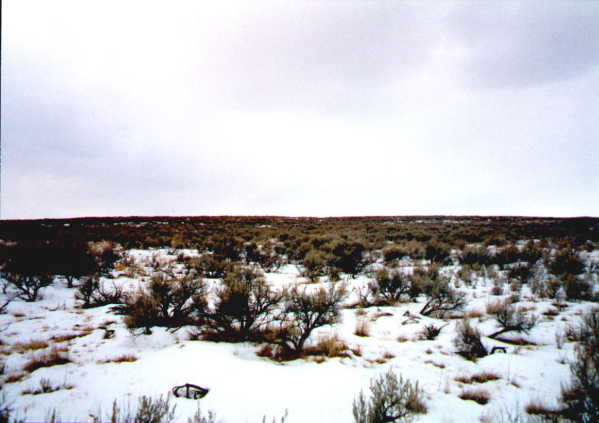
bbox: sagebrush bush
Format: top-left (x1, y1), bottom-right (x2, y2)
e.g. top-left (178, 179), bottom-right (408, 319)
top-left (508, 263), bottom-right (533, 284)
top-left (353, 368), bottom-right (426, 423)
top-left (75, 275), bottom-right (124, 308)
top-left (2, 273), bottom-right (53, 302)
top-left (382, 245), bottom-right (407, 263)
top-left (419, 278), bottom-right (466, 318)
top-left (488, 302), bottom-right (538, 339)
top-left (149, 274), bottom-right (204, 325)
top-left (560, 309), bottom-right (599, 423)
top-left (454, 319), bottom-right (487, 360)
top-left (302, 249), bottom-right (331, 280)
top-left (460, 246), bottom-right (492, 266)
top-left (264, 283), bottom-right (347, 358)
top-left (549, 249), bottom-right (585, 276)
top-left (420, 324), bottom-right (445, 341)
top-left (329, 239), bottom-right (367, 277)
top-left (424, 241), bottom-right (452, 264)
top-left (118, 274), bottom-right (205, 334)
top-left (187, 254), bottom-right (233, 279)
top-left (562, 273), bottom-right (592, 301)
top-left (372, 268), bottom-right (412, 304)
top-left (205, 265), bottom-right (282, 341)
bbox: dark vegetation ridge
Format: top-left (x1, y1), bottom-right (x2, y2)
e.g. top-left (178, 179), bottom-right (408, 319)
top-left (1, 215), bottom-right (598, 247)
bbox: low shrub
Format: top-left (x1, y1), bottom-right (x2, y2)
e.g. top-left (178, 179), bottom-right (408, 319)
top-left (382, 246), bottom-right (407, 263)
top-left (454, 319), bottom-right (487, 360)
top-left (204, 265), bottom-right (283, 342)
top-left (352, 368), bottom-right (426, 423)
top-left (549, 249), bottom-right (585, 276)
top-left (371, 268), bottom-right (412, 304)
top-left (75, 275), bottom-right (124, 308)
top-left (419, 324), bottom-right (445, 341)
top-left (488, 302), bottom-right (538, 339)
top-left (2, 273), bottom-right (53, 302)
top-left (559, 309), bottom-right (599, 423)
top-left (118, 274), bottom-right (206, 334)
top-left (419, 278), bottom-right (466, 318)
top-left (562, 273), bottom-right (592, 301)
top-left (264, 283), bottom-right (348, 359)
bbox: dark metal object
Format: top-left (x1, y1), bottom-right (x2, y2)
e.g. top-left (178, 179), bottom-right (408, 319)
top-left (172, 383), bottom-right (209, 399)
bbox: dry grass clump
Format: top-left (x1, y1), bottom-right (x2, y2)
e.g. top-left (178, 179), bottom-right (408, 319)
top-left (257, 334), bottom-right (350, 361)
top-left (493, 336), bottom-right (536, 346)
top-left (455, 371), bottom-right (501, 384)
top-left (256, 344), bottom-right (275, 359)
top-left (354, 319), bottom-right (371, 337)
top-left (303, 335), bottom-right (350, 359)
top-left (98, 354), bottom-right (138, 364)
top-left (50, 332), bottom-right (88, 343)
top-left (354, 308), bottom-right (367, 317)
top-left (382, 351), bottom-right (396, 360)
top-left (21, 377), bottom-right (74, 395)
top-left (22, 347), bottom-right (72, 373)
top-left (12, 339), bottom-right (49, 353)
top-left (542, 308), bottom-right (560, 318)
top-left (4, 372), bottom-right (27, 383)
top-left (458, 388), bottom-right (490, 405)
top-left (350, 345), bottom-right (363, 357)
top-left (424, 360), bottom-right (445, 369)
top-left (486, 298), bottom-right (510, 315)
top-left (525, 400), bottom-right (562, 418)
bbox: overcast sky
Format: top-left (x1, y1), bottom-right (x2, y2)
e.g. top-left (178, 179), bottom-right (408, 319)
top-left (2, 1), bottom-right (598, 219)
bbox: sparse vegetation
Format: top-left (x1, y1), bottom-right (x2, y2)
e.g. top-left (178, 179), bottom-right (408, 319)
top-left (0, 216), bottom-right (598, 422)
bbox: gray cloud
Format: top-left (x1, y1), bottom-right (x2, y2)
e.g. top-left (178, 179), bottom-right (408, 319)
top-left (446, 2), bottom-right (599, 89)
top-left (2, 1), bottom-right (598, 218)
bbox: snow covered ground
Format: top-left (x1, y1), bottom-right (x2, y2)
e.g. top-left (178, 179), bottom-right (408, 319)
top-left (1, 248), bottom-right (597, 423)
